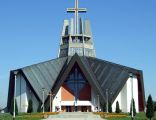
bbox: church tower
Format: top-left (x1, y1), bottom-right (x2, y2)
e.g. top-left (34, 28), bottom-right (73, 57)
top-left (58, 0), bottom-right (96, 58)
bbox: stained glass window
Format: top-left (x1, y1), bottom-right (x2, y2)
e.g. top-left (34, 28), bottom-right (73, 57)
top-left (64, 65), bottom-right (87, 100)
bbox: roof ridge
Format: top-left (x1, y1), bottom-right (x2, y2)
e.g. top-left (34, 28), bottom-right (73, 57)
top-left (20, 57), bottom-right (68, 70)
top-left (85, 56), bottom-right (141, 71)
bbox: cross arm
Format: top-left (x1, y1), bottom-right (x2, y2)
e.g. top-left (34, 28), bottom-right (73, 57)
top-left (67, 8), bottom-right (87, 13)
top-left (67, 8), bottom-right (76, 12)
top-left (78, 8), bottom-right (87, 12)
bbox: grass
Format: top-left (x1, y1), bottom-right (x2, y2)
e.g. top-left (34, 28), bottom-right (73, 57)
top-left (0, 112), bottom-right (156, 120)
top-left (0, 113), bottom-right (43, 120)
top-left (0, 112), bottom-right (59, 120)
top-left (107, 112), bottom-right (156, 120)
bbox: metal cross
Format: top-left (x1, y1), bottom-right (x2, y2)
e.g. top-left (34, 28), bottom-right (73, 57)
top-left (67, 0), bottom-right (87, 34)
top-left (47, 91), bottom-right (55, 112)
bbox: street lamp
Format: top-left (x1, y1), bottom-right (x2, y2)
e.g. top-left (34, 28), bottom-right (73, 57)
top-left (97, 95), bottom-right (99, 112)
top-left (106, 89), bottom-right (113, 113)
top-left (42, 88), bottom-right (45, 114)
top-left (106, 89), bottom-right (108, 113)
top-left (48, 91), bottom-right (55, 112)
top-left (129, 73), bottom-right (134, 120)
top-left (13, 71), bottom-right (18, 120)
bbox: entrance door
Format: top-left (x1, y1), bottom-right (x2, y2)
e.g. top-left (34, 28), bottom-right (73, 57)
top-left (66, 106), bottom-right (71, 112)
top-left (81, 106), bottom-right (87, 112)
top-left (81, 106), bottom-right (91, 112)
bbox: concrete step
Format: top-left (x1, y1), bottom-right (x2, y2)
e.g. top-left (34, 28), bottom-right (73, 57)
top-left (45, 116), bottom-right (103, 120)
top-left (42, 112), bottom-right (104, 120)
top-left (44, 118), bottom-right (104, 120)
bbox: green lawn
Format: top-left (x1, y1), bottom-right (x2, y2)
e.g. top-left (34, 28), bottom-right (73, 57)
top-left (0, 113), bottom-right (42, 120)
top-left (107, 112), bottom-right (156, 120)
top-left (0, 112), bottom-right (156, 120)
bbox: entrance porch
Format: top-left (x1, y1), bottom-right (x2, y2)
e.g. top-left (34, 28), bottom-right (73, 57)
top-left (61, 106), bottom-right (91, 112)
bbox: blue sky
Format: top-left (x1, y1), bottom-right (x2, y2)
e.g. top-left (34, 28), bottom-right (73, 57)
top-left (0, 0), bottom-right (156, 108)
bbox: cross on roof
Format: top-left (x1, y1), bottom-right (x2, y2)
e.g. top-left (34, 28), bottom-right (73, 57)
top-left (67, 0), bottom-right (87, 34)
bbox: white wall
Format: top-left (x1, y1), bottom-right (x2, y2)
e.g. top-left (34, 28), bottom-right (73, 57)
top-left (112, 76), bottom-right (139, 113)
top-left (16, 74), bottom-right (39, 113)
top-left (26, 86), bottom-right (39, 112)
top-left (16, 74), bottom-right (28, 112)
top-left (91, 88), bottom-right (101, 112)
top-left (53, 87), bottom-right (61, 112)
top-left (112, 92), bottom-right (121, 112)
top-left (53, 87), bottom-right (97, 112)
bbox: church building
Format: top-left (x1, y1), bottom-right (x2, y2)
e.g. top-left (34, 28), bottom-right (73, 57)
top-left (7, 0), bottom-right (145, 113)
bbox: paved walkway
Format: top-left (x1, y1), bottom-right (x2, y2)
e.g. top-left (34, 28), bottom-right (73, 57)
top-left (42, 112), bottom-right (105, 120)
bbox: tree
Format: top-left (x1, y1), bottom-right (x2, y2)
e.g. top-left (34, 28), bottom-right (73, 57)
top-left (108, 102), bottom-right (112, 113)
top-left (0, 105), bottom-right (2, 112)
top-left (37, 102), bottom-right (42, 112)
top-left (103, 102), bottom-right (106, 112)
top-left (10, 98), bottom-right (18, 115)
top-left (115, 101), bottom-right (120, 113)
top-left (130, 98), bottom-right (136, 117)
top-left (154, 101), bottom-right (156, 111)
top-left (146, 94), bottom-right (154, 120)
top-left (27, 99), bottom-right (33, 113)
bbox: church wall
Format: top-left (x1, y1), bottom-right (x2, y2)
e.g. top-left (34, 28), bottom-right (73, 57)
top-left (16, 74), bottom-right (39, 113)
top-left (26, 85), bottom-right (39, 112)
top-left (16, 74), bottom-right (28, 112)
top-left (112, 76), bottom-right (139, 113)
top-left (61, 84), bottom-right (74, 101)
top-left (53, 85), bottom-right (95, 112)
top-left (53, 86), bottom-right (62, 112)
top-left (79, 84), bottom-right (91, 100)
top-left (112, 92), bottom-right (121, 112)
top-left (120, 81), bottom-right (127, 112)
top-left (91, 88), bottom-right (96, 112)
top-left (127, 77), bottom-right (132, 112)
top-left (133, 76), bottom-right (139, 112)
top-left (126, 76), bottom-right (139, 113)
top-left (91, 88), bottom-right (101, 112)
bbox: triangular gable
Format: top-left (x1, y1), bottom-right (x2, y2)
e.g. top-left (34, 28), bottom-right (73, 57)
top-left (52, 54), bottom-right (105, 103)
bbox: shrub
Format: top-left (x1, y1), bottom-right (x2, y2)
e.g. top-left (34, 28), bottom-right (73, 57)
top-left (103, 102), bottom-right (106, 112)
top-left (108, 102), bottom-right (112, 113)
top-left (146, 94), bottom-right (154, 120)
top-left (37, 102), bottom-right (42, 112)
top-left (27, 99), bottom-right (33, 113)
top-left (115, 101), bottom-right (120, 113)
top-left (130, 98), bottom-right (136, 116)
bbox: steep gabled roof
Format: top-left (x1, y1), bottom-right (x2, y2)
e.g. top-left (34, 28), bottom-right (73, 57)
top-left (52, 54), bottom-right (105, 101)
top-left (52, 54), bottom-right (144, 105)
top-left (7, 54), bottom-right (145, 110)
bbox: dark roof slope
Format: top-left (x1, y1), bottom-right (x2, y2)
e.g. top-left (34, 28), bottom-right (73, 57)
top-left (7, 57), bottom-right (68, 107)
top-left (83, 56), bottom-right (143, 102)
top-left (22, 57), bottom-right (68, 101)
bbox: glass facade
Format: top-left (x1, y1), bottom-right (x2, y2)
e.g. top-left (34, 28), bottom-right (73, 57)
top-left (64, 65), bottom-right (87, 100)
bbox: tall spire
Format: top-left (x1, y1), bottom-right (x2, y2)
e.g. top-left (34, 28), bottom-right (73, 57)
top-left (58, 0), bottom-right (96, 58)
top-left (67, 0), bottom-right (87, 34)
